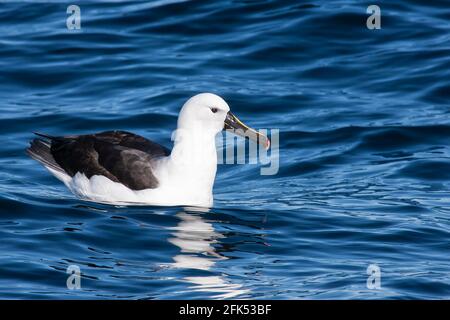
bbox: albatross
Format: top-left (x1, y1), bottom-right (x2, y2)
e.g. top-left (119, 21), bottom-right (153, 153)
top-left (27, 93), bottom-right (270, 207)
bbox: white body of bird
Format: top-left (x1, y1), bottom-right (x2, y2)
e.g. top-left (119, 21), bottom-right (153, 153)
top-left (48, 94), bottom-right (227, 207)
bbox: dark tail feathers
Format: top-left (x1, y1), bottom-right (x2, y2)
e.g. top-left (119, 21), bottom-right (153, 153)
top-left (26, 136), bottom-right (65, 174)
top-left (33, 132), bottom-right (58, 141)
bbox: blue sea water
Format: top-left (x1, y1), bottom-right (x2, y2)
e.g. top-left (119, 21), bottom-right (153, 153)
top-left (0, 0), bottom-right (449, 299)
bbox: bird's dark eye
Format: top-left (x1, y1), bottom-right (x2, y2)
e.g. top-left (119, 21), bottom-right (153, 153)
top-left (210, 107), bottom-right (218, 113)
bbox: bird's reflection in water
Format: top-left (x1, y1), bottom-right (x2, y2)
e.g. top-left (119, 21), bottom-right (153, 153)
top-left (168, 208), bottom-right (250, 299)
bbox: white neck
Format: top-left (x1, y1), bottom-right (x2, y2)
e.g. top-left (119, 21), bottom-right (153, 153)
top-left (157, 128), bottom-right (218, 205)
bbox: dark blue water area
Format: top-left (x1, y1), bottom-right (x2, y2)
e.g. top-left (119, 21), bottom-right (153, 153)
top-left (0, 0), bottom-right (449, 299)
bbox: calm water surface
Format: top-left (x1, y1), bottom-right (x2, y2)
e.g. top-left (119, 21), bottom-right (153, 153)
top-left (0, 0), bottom-right (449, 299)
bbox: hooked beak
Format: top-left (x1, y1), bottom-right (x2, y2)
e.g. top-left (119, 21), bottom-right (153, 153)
top-left (224, 111), bottom-right (270, 150)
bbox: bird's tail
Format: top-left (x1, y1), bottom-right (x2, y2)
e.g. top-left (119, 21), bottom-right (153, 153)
top-left (26, 134), bottom-right (65, 174)
top-left (33, 132), bottom-right (58, 141)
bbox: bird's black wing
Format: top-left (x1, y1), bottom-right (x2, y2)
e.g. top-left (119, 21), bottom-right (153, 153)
top-left (92, 130), bottom-right (170, 157)
top-left (28, 131), bottom-right (170, 190)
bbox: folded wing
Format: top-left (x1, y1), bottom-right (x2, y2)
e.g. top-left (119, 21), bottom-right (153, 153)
top-left (27, 131), bottom-right (170, 190)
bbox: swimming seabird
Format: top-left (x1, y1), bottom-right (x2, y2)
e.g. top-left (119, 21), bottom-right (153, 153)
top-left (27, 93), bottom-right (269, 207)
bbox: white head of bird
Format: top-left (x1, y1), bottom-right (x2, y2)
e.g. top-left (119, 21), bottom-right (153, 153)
top-left (177, 93), bottom-right (231, 135)
top-left (175, 92), bottom-right (269, 148)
